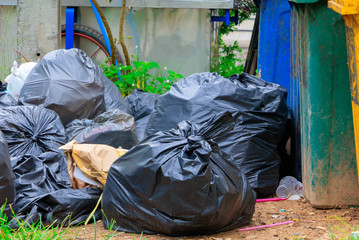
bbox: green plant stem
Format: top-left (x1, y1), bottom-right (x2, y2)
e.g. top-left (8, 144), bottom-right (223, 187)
top-left (85, 193), bottom-right (103, 225)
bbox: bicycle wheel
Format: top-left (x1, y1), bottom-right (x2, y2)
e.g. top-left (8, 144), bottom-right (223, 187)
top-left (61, 24), bottom-right (123, 66)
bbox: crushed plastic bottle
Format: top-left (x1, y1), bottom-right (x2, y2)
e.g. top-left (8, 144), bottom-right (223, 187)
top-left (276, 176), bottom-right (303, 200)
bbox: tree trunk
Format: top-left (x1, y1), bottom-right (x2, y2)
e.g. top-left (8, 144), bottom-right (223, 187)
top-left (119, 0), bottom-right (131, 66)
top-left (91, 0), bottom-right (116, 65)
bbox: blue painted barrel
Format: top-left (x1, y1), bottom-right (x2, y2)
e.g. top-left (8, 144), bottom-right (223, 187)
top-left (257, 0), bottom-right (300, 177)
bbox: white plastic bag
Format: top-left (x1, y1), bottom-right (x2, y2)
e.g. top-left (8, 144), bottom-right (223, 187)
top-left (5, 61), bottom-right (37, 100)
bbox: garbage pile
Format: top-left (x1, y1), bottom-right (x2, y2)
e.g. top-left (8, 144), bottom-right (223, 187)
top-left (0, 48), bottom-right (290, 236)
top-left (5, 61), bottom-right (37, 100)
top-left (0, 49), bottom-right (132, 226)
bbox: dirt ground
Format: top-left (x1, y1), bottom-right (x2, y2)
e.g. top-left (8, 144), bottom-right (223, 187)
top-left (72, 198), bottom-right (359, 240)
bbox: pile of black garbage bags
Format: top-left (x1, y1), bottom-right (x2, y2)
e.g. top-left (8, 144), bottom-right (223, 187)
top-left (0, 49), bottom-right (138, 226)
top-left (0, 48), bottom-right (289, 236)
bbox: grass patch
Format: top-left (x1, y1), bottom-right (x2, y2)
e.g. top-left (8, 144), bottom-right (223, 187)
top-left (0, 204), bottom-right (121, 240)
top-left (326, 216), bottom-right (359, 240)
top-left (0, 204), bottom-right (79, 239)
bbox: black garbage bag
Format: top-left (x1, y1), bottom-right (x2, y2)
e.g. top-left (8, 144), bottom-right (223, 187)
top-left (278, 109), bottom-right (298, 179)
top-left (102, 112), bottom-right (256, 236)
top-left (0, 131), bottom-right (15, 216)
top-left (18, 48), bottom-right (106, 125)
top-left (125, 89), bottom-right (159, 141)
top-left (103, 76), bottom-right (130, 114)
top-left (11, 151), bottom-right (101, 226)
top-left (0, 106), bottom-right (68, 157)
top-left (133, 115), bottom-right (151, 141)
top-left (0, 82), bottom-right (7, 92)
top-left (125, 89), bottom-right (159, 120)
top-left (0, 92), bottom-right (17, 107)
top-left (145, 72), bottom-right (288, 197)
top-left (66, 109), bottom-right (138, 149)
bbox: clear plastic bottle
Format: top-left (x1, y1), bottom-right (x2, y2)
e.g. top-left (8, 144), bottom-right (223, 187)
top-left (276, 176), bottom-right (303, 199)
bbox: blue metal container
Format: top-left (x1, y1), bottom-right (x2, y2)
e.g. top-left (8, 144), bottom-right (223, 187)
top-left (289, 2), bottom-right (302, 178)
top-left (258, 0), bottom-right (291, 93)
top-left (258, 0), bottom-right (300, 177)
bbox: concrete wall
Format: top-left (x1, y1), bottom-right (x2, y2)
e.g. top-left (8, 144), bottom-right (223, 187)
top-left (0, 6), bottom-right (17, 81)
top-left (61, 7), bottom-right (211, 77)
top-left (17, 0), bottom-right (60, 62)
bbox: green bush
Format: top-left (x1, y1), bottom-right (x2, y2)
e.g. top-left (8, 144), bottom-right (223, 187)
top-left (218, 40), bottom-right (245, 78)
top-left (101, 60), bottom-right (183, 97)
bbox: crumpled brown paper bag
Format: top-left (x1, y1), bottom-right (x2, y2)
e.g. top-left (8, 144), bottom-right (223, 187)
top-left (60, 141), bottom-right (127, 189)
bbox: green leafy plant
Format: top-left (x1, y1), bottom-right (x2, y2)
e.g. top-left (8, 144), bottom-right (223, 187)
top-left (213, 8), bottom-right (256, 77)
top-left (218, 40), bottom-right (245, 78)
top-left (101, 59), bottom-right (183, 97)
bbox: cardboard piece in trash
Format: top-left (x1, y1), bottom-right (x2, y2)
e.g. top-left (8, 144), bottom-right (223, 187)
top-left (60, 141), bottom-right (127, 189)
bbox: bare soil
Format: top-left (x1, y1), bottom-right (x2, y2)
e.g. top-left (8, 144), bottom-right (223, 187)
top-left (72, 198), bottom-right (359, 240)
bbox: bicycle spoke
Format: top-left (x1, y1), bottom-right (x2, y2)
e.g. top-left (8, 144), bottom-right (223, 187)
top-left (61, 24), bottom-right (122, 65)
top-left (90, 47), bottom-right (101, 58)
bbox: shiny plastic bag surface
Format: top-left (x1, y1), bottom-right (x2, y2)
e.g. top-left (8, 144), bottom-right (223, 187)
top-left (103, 112), bottom-right (256, 236)
top-left (145, 72), bottom-right (288, 197)
top-left (125, 89), bottom-right (159, 141)
top-left (18, 49), bottom-right (106, 125)
top-left (0, 92), bottom-right (17, 108)
top-left (0, 106), bottom-right (68, 157)
top-left (66, 109), bottom-right (138, 149)
top-left (11, 151), bottom-right (101, 226)
top-left (0, 131), bottom-right (15, 215)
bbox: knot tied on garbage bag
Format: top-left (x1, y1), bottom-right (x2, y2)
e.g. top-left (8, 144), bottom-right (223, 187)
top-left (186, 135), bottom-right (208, 150)
top-left (77, 49), bottom-right (94, 69)
top-left (184, 112), bottom-right (235, 155)
top-left (30, 135), bottom-right (38, 142)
